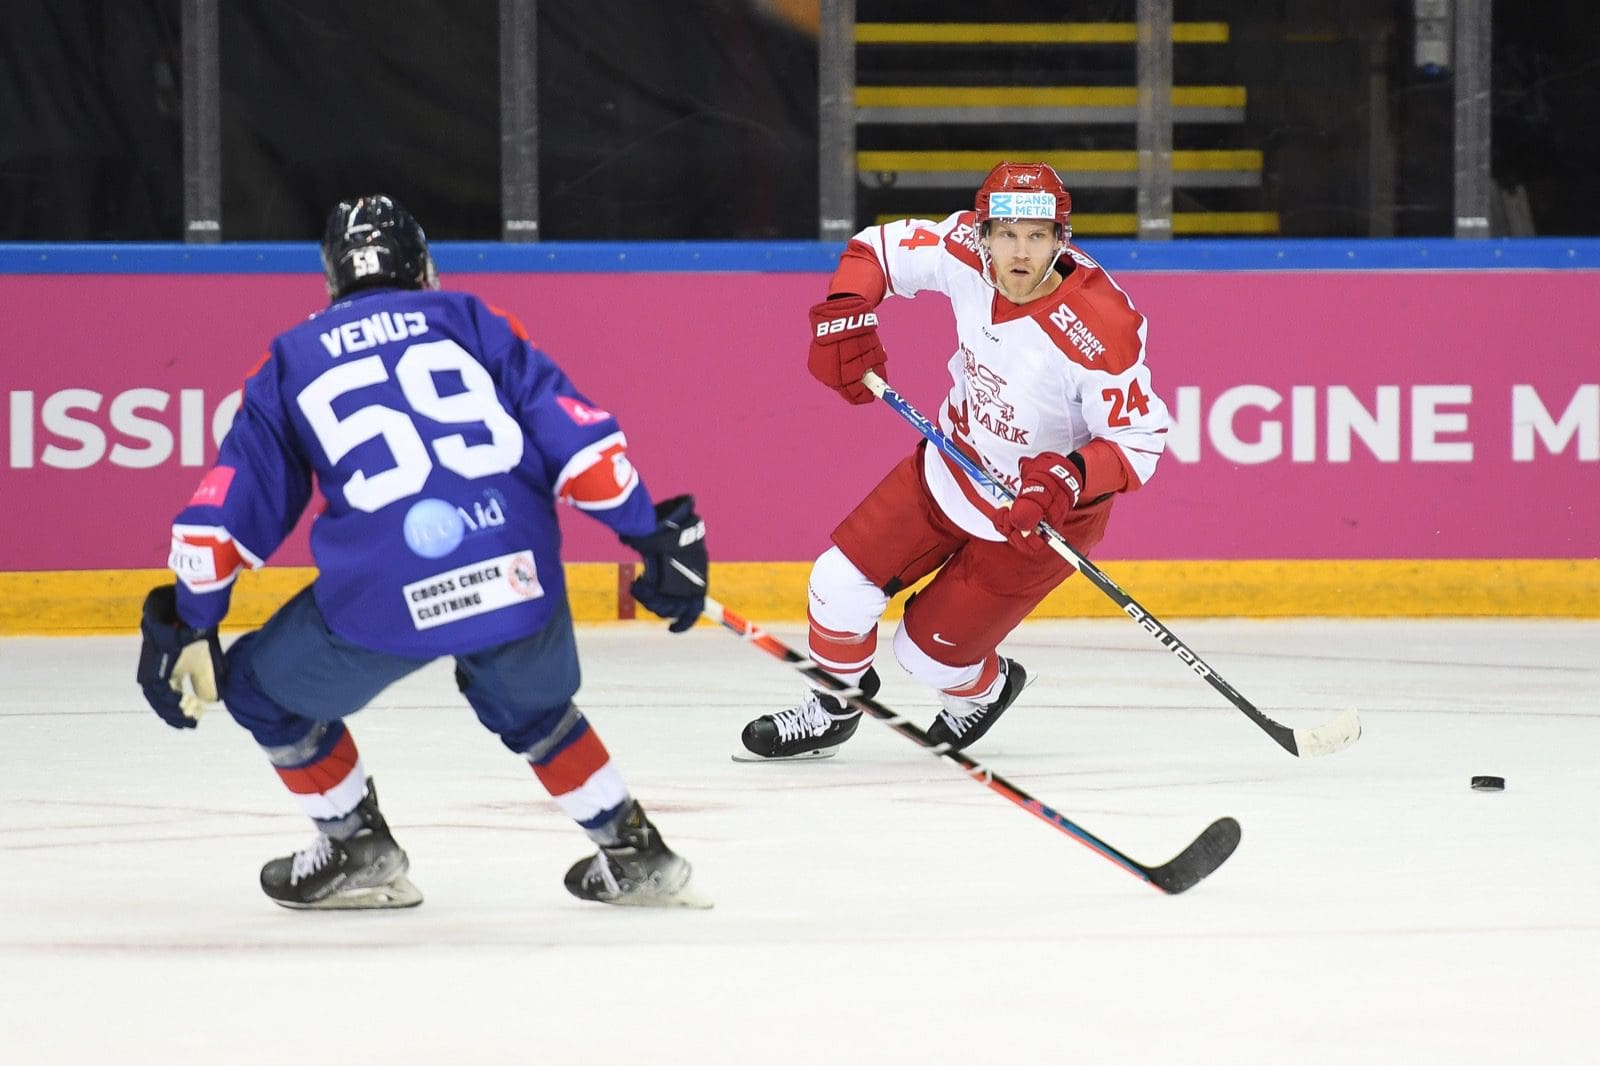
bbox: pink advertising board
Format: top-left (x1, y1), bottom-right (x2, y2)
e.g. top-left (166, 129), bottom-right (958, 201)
top-left (1, 269), bottom-right (1595, 570)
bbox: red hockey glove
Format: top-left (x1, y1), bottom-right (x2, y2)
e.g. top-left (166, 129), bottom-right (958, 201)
top-left (995, 452), bottom-right (1084, 552)
top-left (808, 295), bottom-right (886, 405)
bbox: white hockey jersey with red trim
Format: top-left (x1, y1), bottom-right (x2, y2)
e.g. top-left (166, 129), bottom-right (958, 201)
top-left (853, 211), bottom-right (1170, 541)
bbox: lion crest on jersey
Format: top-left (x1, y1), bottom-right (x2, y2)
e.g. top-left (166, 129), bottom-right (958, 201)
top-left (961, 349), bottom-right (1017, 422)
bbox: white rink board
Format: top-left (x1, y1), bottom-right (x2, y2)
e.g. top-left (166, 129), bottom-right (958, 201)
top-left (2, 618), bottom-right (1597, 1065)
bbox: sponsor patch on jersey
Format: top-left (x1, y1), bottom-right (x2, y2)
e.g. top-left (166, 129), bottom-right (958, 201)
top-left (188, 466), bottom-right (236, 507)
top-left (1048, 302), bottom-right (1107, 361)
top-left (403, 550), bottom-right (543, 630)
top-left (556, 395), bottom-right (612, 426)
top-left (402, 493), bottom-right (512, 559)
top-left (987, 192), bottom-right (1057, 220)
top-left (403, 498), bottom-right (467, 559)
top-left (168, 525), bottom-right (256, 591)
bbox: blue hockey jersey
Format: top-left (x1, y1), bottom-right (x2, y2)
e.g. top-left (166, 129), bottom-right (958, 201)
top-left (167, 286), bottom-right (657, 657)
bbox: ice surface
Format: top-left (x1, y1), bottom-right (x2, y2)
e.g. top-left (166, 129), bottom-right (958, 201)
top-left (2, 618), bottom-right (1596, 1064)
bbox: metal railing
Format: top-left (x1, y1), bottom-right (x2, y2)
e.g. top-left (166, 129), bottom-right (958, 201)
top-left (178, 0), bottom-right (1495, 243)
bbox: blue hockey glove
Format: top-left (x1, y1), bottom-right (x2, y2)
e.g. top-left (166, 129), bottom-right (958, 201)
top-left (136, 584), bottom-right (225, 729)
top-left (621, 495), bottom-right (708, 633)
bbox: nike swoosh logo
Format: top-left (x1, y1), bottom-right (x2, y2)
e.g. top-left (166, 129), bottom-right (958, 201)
top-left (931, 632), bottom-right (957, 646)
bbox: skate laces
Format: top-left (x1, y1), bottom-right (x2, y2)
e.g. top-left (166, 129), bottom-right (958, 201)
top-left (770, 690), bottom-right (839, 743)
top-left (582, 852), bottom-right (624, 895)
top-left (938, 664), bottom-right (1008, 735)
top-left (289, 835), bottom-right (335, 885)
top-left (937, 702), bottom-right (981, 737)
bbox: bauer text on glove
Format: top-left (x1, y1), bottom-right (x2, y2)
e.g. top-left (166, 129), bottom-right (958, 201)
top-left (807, 294), bottom-right (886, 405)
top-left (995, 452), bottom-right (1085, 551)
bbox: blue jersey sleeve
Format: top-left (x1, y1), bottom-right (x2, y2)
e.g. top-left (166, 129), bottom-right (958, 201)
top-left (169, 351), bottom-right (314, 628)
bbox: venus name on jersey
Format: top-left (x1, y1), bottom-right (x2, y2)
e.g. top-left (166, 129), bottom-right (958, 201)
top-left (169, 287), bottom-right (656, 658)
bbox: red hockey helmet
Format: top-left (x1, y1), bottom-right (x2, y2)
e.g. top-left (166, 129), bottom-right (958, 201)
top-left (973, 161), bottom-right (1072, 234)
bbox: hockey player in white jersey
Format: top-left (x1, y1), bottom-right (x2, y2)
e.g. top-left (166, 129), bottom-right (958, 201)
top-left (739, 162), bottom-right (1170, 760)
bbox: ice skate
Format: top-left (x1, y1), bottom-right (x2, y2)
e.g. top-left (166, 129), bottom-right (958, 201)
top-left (565, 801), bottom-right (710, 909)
top-left (259, 779), bottom-right (422, 910)
top-left (735, 688), bottom-right (861, 761)
top-left (924, 658), bottom-right (1029, 752)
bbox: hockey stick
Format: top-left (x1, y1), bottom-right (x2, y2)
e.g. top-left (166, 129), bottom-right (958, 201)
top-left (705, 594), bottom-right (1240, 895)
top-left (860, 370), bottom-right (1361, 758)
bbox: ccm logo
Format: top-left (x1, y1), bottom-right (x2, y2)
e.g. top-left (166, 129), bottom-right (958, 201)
top-left (816, 313), bottom-right (877, 337)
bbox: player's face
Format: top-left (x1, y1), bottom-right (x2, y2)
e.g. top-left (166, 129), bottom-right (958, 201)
top-left (983, 219), bottom-right (1062, 302)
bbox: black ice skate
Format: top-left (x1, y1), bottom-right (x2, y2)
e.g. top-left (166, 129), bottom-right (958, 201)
top-left (924, 658), bottom-right (1029, 752)
top-left (735, 689), bottom-right (862, 761)
top-left (565, 800), bottom-right (710, 909)
top-left (259, 779), bottom-right (422, 910)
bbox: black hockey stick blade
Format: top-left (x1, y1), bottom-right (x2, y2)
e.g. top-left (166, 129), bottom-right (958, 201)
top-left (706, 594), bottom-right (1242, 896)
top-left (1143, 816), bottom-right (1243, 895)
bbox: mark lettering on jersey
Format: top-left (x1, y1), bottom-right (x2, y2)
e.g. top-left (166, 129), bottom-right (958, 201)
top-left (957, 348), bottom-right (1030, 448)
top-left (898, 227), bottom-right (940, 250)
top-left (1048, 303), bottom-right (1106, 361)
top-left (318, 311), bottom-right (429, 357)
top-left (555, 395), bottom-right (612, 426)
top-left (981, 327), bottom-right (1000, 343)
top-left (404, 549), bottom-right (543, 630)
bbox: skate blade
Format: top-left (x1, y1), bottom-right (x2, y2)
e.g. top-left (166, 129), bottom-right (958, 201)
top-left (271, 875), bottom-right (424, 911)
top-left (605, 883), bottom-right (715, 910)
top-left (730, 745), bottom-right (840, 763)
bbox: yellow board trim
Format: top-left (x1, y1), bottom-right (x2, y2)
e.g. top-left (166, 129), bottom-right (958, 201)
top-left (873, 211), bottom-right (1282, 235)
top-left (854, 23), bottom-right (1231, 45)
top-left (857, 149), bottom-right (1263, 173)
top-left (1077, 211), bottom-right (1282, 235)
top-left (856, 86), bottom-right (1247, 108)
top-left (5, 559), bottom-right (1598, 636)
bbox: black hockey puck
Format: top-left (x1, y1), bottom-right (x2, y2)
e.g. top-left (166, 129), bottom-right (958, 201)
top-left (1470, 775), bottom-right (1505, 791)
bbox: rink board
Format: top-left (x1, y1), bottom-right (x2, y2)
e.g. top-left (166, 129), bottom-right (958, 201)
top-left (3, 558), bottom-right (1596, 635)
top-left (1, 240), bottom-right (1595, 630)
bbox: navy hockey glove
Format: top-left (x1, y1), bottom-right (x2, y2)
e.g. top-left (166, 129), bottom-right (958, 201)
top-left (136, 584), bottom-right (225, 729)
top-left (621, 495), bottom-right (708, 633)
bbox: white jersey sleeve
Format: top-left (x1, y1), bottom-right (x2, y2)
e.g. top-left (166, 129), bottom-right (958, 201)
top-left (847, 212), bottom-right (980, 302)
top-left (847, 214), bottom-right (1169, 539)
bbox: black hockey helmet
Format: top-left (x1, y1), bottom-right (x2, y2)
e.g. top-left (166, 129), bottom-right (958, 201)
top-left (320, 194), bottom-right (438, 301)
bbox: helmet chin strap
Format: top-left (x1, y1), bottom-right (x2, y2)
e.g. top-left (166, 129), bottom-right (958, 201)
top-left (979, 239), bottom-right (1068, 300)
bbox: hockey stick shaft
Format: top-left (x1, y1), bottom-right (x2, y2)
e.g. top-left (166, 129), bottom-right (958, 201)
top-left (705, 594), bottom-right (1240, 895)
top-left (860, 370), bottom-right (1360, 758)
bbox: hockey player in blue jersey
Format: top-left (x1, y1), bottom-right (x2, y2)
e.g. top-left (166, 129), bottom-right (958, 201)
top-left (135, 194), bottom-right (711, 910)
